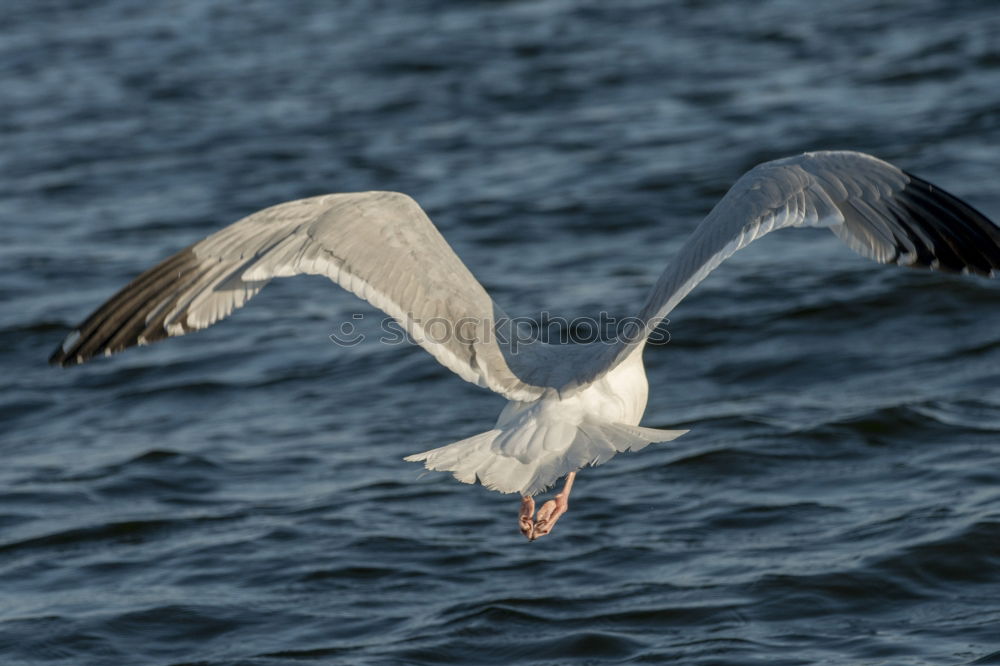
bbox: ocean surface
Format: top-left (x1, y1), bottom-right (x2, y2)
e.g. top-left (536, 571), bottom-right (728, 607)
top-left (3, 1), bottom-right (1000, 664)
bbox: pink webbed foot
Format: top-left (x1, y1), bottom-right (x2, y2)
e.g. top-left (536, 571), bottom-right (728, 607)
top-left (518, 472), bottom-right (576, 541)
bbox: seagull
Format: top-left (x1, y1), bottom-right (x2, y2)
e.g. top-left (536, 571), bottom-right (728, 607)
top-left (51, 151), bottom-right (1000, 540)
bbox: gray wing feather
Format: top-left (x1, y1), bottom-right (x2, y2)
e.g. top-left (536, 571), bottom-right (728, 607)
top-left (50, 191), bottom-right (548, 402)
top-left (569, 151), bottom-right (1000, 391)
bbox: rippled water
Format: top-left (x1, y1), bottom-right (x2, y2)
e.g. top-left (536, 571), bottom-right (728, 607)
top-left (3, 1), bottom-right (1000, 664)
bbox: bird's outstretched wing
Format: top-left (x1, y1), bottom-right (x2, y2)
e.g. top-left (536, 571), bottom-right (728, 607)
top-left (50, 191), bottom-right (549, 402)
top-left (568, 150), bottom-right (1000, 391)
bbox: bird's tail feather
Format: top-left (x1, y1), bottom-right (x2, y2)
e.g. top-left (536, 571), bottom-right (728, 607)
top-left (405, 422), bottom-right (687, 496)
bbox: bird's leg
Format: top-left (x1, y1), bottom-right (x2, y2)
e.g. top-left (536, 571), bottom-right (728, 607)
top-left (519, 472), bottom-right (576, 541)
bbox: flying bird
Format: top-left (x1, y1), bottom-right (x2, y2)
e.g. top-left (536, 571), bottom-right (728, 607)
top-left (51, 151), bottom-right (1000, 540)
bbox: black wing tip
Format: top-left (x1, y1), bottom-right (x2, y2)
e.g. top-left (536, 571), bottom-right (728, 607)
top-left (48, 352), bottom-right (71, 367)
top-left (893, 171), bottom-right (1000, 275)
top-left (48, 354), bottom-right (86, 368)
top-left (47, 246), bottom-right (203, 370)
top-left (50, 331), bottom-right (150, 367)
top-left (900, 171), bottom-right (998, 230)
top-left (49, 329), bottom-right (81, 367)
top-left (48, 328), bottom-right (98, 367)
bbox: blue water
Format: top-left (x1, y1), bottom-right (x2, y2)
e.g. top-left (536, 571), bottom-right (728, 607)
top-left (3, 1), bottom-right (1000, 664)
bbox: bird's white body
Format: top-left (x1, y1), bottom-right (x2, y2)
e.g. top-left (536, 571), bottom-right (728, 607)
top-left (500, 345), bottom-right (649, 431)
top-left (407, 345), bottom-right (687, 495)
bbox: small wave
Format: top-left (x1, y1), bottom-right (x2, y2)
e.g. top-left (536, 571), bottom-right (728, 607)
top-left (803, 403), bottom-right (957, 443)
top-left (0, 513), bottom-right (241, 556)
top-left (704, 501), bottom-right (844, 530)
top-left (751, 568), bottom-right (929, 621)
top-left (911, 400), bottom-right (1000, 432)
top-left (971, 650), bottom-right (1000, 665)
top-left (867, 519), bottom-right (1000, 591)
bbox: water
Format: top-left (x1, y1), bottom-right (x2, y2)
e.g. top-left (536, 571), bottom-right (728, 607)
top-left (3, 1), bottom-right (1000, 664)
